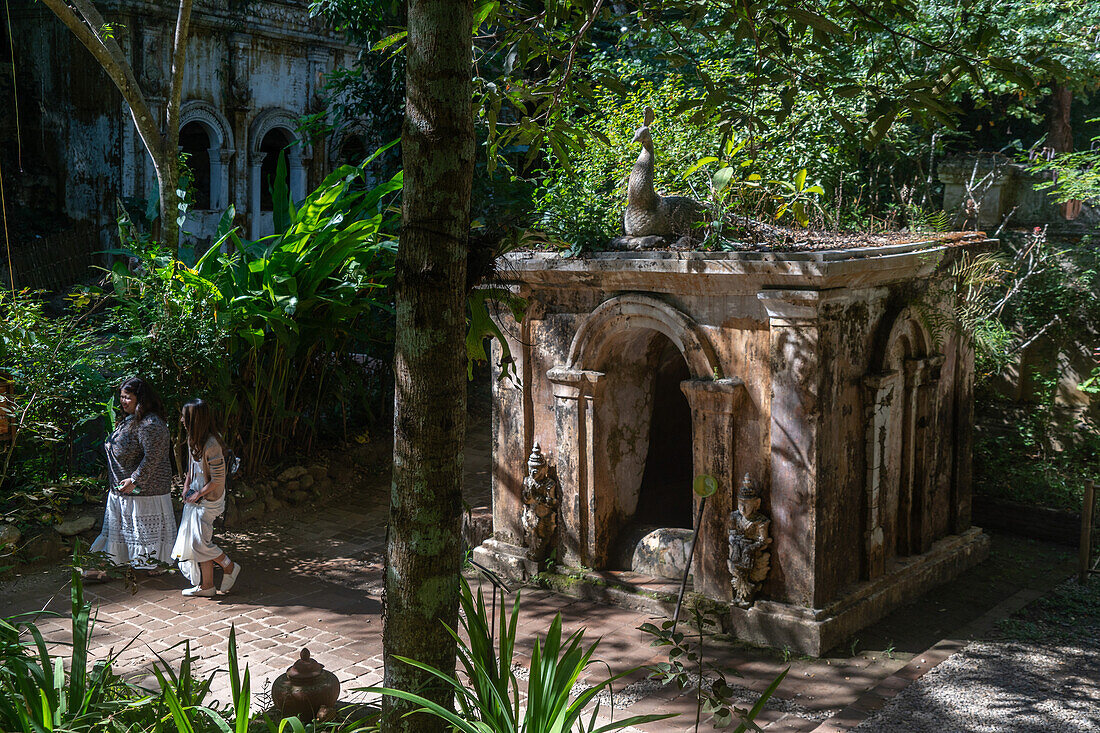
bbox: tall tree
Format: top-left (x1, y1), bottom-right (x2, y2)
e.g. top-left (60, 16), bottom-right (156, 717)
top-left (382, 0), bottom-right (473, 732)
top-left (38, 0), bottom-right (192, 251)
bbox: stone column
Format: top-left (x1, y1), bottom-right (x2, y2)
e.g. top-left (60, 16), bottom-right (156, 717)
top-left (136, 20), bottom-right (168, 202)
top-left (248, 152), bottom-right (266, 239)
top-left (209, 148), bottom-right (233, 212)
top-left (951, 337), bottom-right (975, 534)
top-left (307, 48), bottom-right (330, 179)
top-left (547, 367), bottom-right (604, 567)
top-left (288, 153), bottom-right (307, 202)
top-left (862, 371), bottom-right (899, 579)
top-left (757, 290), bottom-right (831, 608)
top-left (116, 23), bottom-right (140, 207)
top-left (680, 378), bottom-right (746, 600)
top-left (489, 317), bottom-right (529, 544)
top-left (906, 355), bottom-right (943, 555)
top-left (227, 32), bottom-right (253, 220)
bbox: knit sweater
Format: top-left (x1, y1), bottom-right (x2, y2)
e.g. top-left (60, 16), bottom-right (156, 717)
top-left (104, 414), bottom-right (173, 496)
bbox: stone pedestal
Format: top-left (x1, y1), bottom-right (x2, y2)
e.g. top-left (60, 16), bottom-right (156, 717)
top-left (476, 238), bottom-right (992, 655)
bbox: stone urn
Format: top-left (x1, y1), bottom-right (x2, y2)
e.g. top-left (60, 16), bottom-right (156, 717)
top-left (271, 649), bottom-right (340, 721)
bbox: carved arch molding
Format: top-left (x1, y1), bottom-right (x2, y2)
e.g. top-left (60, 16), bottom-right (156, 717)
top-left (248, 108), bottom-right (310, 159)
top-left (179, 101), bottom-right (234, 210)
top-left (566, 293), bottom-right (722, 379)
top-left (862, 307), bottom-right (944, 580)
top-left (179, 100), bottom-right (234, 150)
top-left (547, 294), bottom-right (744, 578)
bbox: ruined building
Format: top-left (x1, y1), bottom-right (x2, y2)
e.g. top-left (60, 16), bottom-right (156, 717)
top-left (3, 0), bottom-right (365, 287)
top-left (476, 239), bottom-right (992, 655)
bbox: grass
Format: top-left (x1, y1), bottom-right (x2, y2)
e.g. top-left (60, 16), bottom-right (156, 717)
top-left (993, 578), bottom-right (1100, 644)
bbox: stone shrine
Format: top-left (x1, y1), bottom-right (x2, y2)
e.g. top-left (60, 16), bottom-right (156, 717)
top-left (474, 237), bottom-right (992, 655)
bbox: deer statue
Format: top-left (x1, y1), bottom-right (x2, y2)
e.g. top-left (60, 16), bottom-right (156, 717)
top-left (622, 107), bottom-right (706, 244)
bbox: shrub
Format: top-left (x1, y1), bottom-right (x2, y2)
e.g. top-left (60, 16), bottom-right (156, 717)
top-left (0, 291), bottom-right (112, 486)
top-left (104, 156), bottom-right (400, 473)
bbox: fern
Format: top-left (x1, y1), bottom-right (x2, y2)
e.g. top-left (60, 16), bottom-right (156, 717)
top-left (906, 206), bottom-right (951, 234)
top-left (914, 249), bottom-right (1010, 360)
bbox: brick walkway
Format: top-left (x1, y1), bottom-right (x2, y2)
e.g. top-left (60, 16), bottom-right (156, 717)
top-left (0, 423), bottom-right (1079, 732)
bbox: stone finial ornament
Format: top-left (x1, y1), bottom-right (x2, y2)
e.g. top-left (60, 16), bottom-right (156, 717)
top-left (728, 474), bottom-right (772, 607)
top-left (521, 442), bottom-right (558, 561)
top-left (620, 107), bottom-right (706, 249)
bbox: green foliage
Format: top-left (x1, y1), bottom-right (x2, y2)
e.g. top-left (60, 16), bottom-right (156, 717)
top-left (103, 237), bottom-right (236, 431)
top-left (531, 65), bottom-right (726, 247)
top-left (365, 578), bottom-right (673, 733)
top-left (0, 562), bottom-right (134, 731)
top-left (107, 158), bottom-right (401, 471)
top-left (530, 50), bottom-right (926, 247)
top-left (1027, 117), bottom-right (1100, 205)
top-left (2, 475), bottom-right (101, 530)
top-left (994, 577), bottom-right (1100, 643)
top-left (974, 409), bottom-right (1099, 513)
top-left (315, 0), bottom-right (1100, 242)
top-left (0, 291), bottom-right (113, 485)
top-left (640, 607), bottom-right (788, 731)
top-left (466, 287), bottom-right (526, 381)
top-left (967, 231), bottom-right (1100, 512)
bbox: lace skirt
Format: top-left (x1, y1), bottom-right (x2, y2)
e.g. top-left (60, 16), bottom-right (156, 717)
top-left (90, 493), bottom-right (177, 569)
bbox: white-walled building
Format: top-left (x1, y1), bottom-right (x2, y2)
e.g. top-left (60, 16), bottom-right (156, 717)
top-left (9, 0), bottom-right (366, 254)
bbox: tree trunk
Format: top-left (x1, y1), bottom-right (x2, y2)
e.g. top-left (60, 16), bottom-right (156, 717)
top-left (158, 155), bottom-right (181, 253)
top-left (381, 0), bottom-right (473, 731)
top-left (1047, 83), bottom-right (1073, 154)
top-left (1047, 83), bottom-right (1082, 220)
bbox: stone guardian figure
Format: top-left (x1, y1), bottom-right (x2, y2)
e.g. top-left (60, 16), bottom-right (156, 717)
top-left (728, 474), bottom-right (772, 607)
top-left (521, 442), bottom-right (558, 562)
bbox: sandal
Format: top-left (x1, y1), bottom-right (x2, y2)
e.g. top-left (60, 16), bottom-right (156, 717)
top-left (80, 570), bottom-right (109, 584)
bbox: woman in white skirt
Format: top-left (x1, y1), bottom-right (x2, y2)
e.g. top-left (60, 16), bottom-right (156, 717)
top-left (88, 377), bottom-right (177, 575)
top-left (172, 399), bottom-right (241, 597)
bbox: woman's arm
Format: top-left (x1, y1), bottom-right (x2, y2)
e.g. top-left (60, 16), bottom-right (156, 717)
top-left (187, 441), bottom-right (226, 501)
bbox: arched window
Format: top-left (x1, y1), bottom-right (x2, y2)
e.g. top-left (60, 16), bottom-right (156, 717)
top-left (337, 136), bottom-right (367, 167)
top-left (259, 128), bottom-right (294, 212)
top-left (180, 122), bottom-right (212, 209)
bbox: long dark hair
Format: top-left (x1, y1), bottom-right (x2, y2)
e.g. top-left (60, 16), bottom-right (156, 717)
top-left (180, 399), bottom-right (221, 460)
top-left (119, 377), bottom-right (164, 430)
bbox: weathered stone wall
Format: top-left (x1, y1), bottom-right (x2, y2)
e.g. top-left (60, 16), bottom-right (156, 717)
top-left (481, 243), bottom-right (990, 653)
top-left (9, 18), bottom-right (122, 242)
top-left (8, 0), bottom-right (357, 256)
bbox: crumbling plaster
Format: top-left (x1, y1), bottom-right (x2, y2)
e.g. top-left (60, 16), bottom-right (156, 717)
top-left (10, 0), bottom-right (356, 251)
top-left (478, 242), bottom-right (992, 654)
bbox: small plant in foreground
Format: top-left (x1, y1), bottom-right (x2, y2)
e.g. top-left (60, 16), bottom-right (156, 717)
top-left (641, 605), bottom-right (788, 731)
top-left (365, 577), bottom-right (671, 733)
top-left (1, 553), bottom-right (373, 732)
top-left (0, 562), bottom-right (134, 731)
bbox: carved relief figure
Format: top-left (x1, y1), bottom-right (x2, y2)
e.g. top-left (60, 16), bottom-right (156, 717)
top-left (139, 28), bottom-right (166, 98)
top-left (728, 475), bottom-right (771, 607)
top-left (521, 442), bottom-right (558, 561)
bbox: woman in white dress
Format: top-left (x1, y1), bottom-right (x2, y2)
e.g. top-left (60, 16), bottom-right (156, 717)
top-left (172, 399), bottom-right (241, 597)
top-left (88, 377), bottom-right (177, 575)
